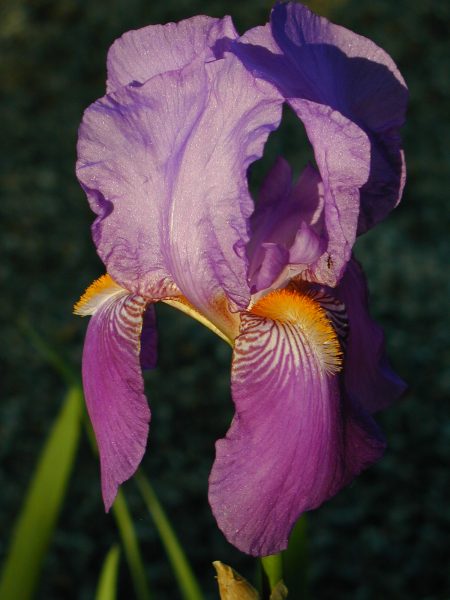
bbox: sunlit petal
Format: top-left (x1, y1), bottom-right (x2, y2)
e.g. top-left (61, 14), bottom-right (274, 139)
top-left (209, 292), bottom-right (384, 555)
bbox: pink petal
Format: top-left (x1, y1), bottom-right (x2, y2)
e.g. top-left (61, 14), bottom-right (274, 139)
top-left (82, 291), bottom-right (151, 510)
top-left (209, 309), bottom-right (384, 556)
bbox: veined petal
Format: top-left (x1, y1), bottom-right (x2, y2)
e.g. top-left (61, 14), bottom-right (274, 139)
top-left (77, 54), bottom-right (282, 318)
top-left (107, 15), bottom-right (238, 93)
top-left (289, 98), bottom-right (370, 286)
top-left (247, 158), bottom-right (326, 291)
top-left (79, 281), bottom-right (151, 510)
top-left (232, 2), bottom-right (407, 236)
top-left (337, 259), bottom-right (407, 413)
top-left (209, 290), bottom-right (384, 556)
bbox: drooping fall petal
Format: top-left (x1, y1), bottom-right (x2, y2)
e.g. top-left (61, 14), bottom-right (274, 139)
top-left (140, 304), bottom-right (158, 370)
top-left (209, 293), bottom-right (385, 555)
top-left (78, 279), bottom-right (151, 510)
top-left (337, 259), bottom-right (407, 413)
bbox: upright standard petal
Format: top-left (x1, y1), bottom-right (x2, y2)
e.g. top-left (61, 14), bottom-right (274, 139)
top-left (209, 289), bottom-right (384, 556)
top-left (78, 278), bottom-right (151, 510)
top-left (247, 157), bottom-right (325, 292)
top-left (337, 259), bottom-right (407, 413)
top-left (106, 15), bottom-right (238, 92)
top-left (232, 2), bottom-right (408, 234)
top-left (77, 54), bottom-right (283, 319)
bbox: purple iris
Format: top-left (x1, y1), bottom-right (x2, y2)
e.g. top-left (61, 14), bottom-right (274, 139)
top-left (75, 3), bottom-right (407, 556)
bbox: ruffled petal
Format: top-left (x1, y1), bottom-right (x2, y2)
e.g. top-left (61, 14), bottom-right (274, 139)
top-left (337, 259), bottom-right (407, 413)
top-left (82, 289), bottom-right (151, 510)
top-left (247, 158), bottom-right (327, 291)
top-left (77, 54), bottom-right (282, 319)
top-left (232, 2), bottom-right (407, 235)
top-left (107, 15), bottom-right (238, 93)
top-left (209, 306), bottom-right (385, 556)
top-left (289, 98), bottom-right (370, 285)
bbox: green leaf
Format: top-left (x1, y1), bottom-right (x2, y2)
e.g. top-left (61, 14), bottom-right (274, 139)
top-left (0, 387), bottom-right (82, 600)
top-left (135, 471), bottom-right (204, 600)
top-left (112, 490), bottom-right (152, 600)
top-left (95, 545), bottom-right (121, 600)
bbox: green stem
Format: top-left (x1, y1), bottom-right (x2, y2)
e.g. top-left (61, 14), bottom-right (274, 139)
top-left (261, 553), bottom-right (283, 592)
top-left (112, 491), bottom-right (152, 600)
top-left (135, 471), bottom-right (204, 600)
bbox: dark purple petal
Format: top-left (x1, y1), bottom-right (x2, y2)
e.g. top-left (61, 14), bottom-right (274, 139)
top-left (289, 99), bottom-right (370, 285)
top-left (107, 15), bottom-right (238, 93)
top-left (337, 259), bottom-right (407, 413)
top-left (248, 242), bottom-right (290, 292)
top-left (232, 2), bottom-right (408, 234)
top-left (247, 159), bottom-right (325, 291)
top-left (247, 118), bottom-right (368, 289)
top-left (209, 311), bottom-right (385, 556)
top-left (82, 291), bottom-right (150, 510)
top-left (140, 304), bottom-right (158, 370)
top-left (77, 55), bottom-right (282, 317)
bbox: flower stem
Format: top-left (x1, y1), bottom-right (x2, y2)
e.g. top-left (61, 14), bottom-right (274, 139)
top-left (261, 553), bottom-right (283, 592)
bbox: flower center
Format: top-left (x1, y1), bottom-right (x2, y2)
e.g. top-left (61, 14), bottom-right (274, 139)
top-left (249, 288), bottom-right (343, 375)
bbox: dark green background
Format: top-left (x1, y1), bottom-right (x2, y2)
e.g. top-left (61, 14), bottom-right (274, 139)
top-left (1, 0), bottom-right (449, 598)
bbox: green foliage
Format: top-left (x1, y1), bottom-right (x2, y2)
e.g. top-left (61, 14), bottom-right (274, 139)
top-left (112, 491), bottom-right (152, 600)
top-left (135, 472), bottom-right (204, 600)
top-left (0, 387), bottom-right (82, 600)
top-left (95, 545), bottom-right (121, 600)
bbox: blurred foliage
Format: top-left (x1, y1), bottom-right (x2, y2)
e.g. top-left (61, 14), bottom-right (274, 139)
top-left (0, 0), bottom-right (449, 598)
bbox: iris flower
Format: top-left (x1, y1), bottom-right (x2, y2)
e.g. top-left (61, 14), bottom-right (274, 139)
top-left (75, 2), bottom-right (407, 556)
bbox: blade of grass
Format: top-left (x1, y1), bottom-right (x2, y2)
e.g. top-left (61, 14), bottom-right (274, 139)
top-left (19, 318), bottom-right (78, 386)
top-left (0, 386), bottom-right (82, 600)
top-left (95, 545), bottom-right (121, 600)
top-left (135, 471), bottom-right (204, 600)
top-left (111, 490), bottom-right (152, 600)
top-left (82, 418), bottom-right (152, 600)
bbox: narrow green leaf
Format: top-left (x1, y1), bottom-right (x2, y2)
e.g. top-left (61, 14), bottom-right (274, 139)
top-left (112, 490), bottom-right (152, 600)
top-left (95, 545), bottom-right (121, 600)
top-left (19, 318), bottom-right (78, 386)
top-left (0, 387), bottom-right (82, 600)
top-left (135, 471), bottom-right (204, 600)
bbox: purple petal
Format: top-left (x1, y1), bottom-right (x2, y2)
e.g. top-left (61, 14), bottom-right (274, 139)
top-left (247, 158), bottom-right (327, 291)
top-left (140, 304), bottom-right (158, 370)
top-left (209, 311), bottom-right (385, 556)
top-left (77, 55), bottom-right (282, 317)
top-left (337, 259), bottom-right (407, 413)
top-left (233, 2), bottom-right (408, 234)
top-left (107, 16), bottom-right (238, 93)
top-left (82, 291), bottom-right (150, 510)
top-left (248, 242), bottom-right (290, 292)
top-left (289, 98), bottom-right (370, 285)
